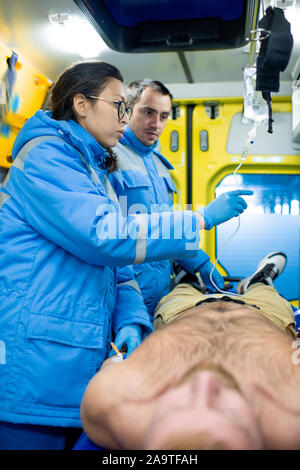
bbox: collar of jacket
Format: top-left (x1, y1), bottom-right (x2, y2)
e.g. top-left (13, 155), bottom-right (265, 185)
top-left (120, 126), bottom-right (174, 170)
top-left (120, 126), bottom-right (158, 156)
top-left (41, 111), bottom-right (109, 170)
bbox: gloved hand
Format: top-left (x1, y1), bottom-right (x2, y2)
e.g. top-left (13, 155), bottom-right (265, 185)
top-left (199, 259), bottom-right (224, 293)
top-left (198, 190), bottom-right (254, 230)
top-left (109, 324), bottom-right (142, 357)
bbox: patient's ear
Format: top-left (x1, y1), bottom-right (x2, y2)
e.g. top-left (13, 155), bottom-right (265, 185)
top-left (73, 94), bottom-right (90, 118)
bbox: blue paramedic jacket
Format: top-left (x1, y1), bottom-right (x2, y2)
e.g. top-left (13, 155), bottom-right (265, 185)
top-left (111, 127), bottom-right (212, 316)
top-left (0, 111), bottom-right (200, 427)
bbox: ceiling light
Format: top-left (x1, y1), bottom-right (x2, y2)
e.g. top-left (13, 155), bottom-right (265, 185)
top-left (47, 9), bottom-right (107, 58)
top-left (274, 0), bottom-right (296, 8)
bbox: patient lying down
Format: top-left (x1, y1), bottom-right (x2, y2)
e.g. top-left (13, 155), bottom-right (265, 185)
top-left (80, 253), bottom-right (300, 450)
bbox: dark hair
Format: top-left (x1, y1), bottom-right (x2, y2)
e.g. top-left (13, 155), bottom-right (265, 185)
top-left (127, 79), bottom-right (173, 107)
top-left (51, 61), bottom-right (123, 120)
top-left (51, 61), bottom-right (123, 173)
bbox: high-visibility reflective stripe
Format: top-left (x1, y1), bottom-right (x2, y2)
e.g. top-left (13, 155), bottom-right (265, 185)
top-left (76, 151), bottom-right (100, 185)
top-left (0, 136), bottom-right (68, 209)
top-left (0, 340), bottom-right (6, 364)
top-left (1, 171), bottom-right (10, 189)
top-left (0, 192), bottom-right (10, 208)
top-left (133, 214), bottom-right (147, 264)
top-left (12, 135), bottom-right (61, 174)
top-left (116, 142), bottom-right (171, 178)
top-left (2, 136), bottom-right (121, 202)
top-left (115, 143), bottom-right (148, 174)
top-left (88, 167), bottom-right (100, 184)
top-left (104, 175), bottom-right (119, 203)
top-left (9, 136), bottom-right (102, 188)
top-left (117, 279), bottom-right (141, 293)
top-left (0, 133), bottom-right (121, 222)
top-left (152, 153), bottom-right (172, 178)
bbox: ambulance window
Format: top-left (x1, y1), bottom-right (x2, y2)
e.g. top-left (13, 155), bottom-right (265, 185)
top-left (215, 174), bottom-right (300, 302)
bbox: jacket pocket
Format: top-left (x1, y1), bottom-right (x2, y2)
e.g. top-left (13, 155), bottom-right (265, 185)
top-left (122, 171), bottom-right (151, 189)
top-left (121, 171), bottom-right (152, 213)
top-left (26, 314), bottom-right (103, 349)
top-left (17, 314), bottom-right (104, 409)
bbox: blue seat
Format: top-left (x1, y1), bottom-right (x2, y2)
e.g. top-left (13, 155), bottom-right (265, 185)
top-left (73, 431), bottom-right (104, 450)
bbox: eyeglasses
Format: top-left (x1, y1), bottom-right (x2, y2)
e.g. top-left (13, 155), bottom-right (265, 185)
top-left (86, 96), bottom-right (132, 120)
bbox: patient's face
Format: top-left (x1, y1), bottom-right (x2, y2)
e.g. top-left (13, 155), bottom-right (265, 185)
top-left (144, 368), bottom-right (262, 450)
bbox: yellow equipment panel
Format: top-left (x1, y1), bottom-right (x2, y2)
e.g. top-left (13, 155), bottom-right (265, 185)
top-left (0, 42), bottom-right (51, 170)
top-left (159, 105), bottom-right (188, 209)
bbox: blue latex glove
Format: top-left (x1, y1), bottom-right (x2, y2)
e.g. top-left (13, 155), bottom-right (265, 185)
top-left (198, 190), bottom-right (254, 230)
top-left (199, 259), bottom-right (224, 293)
top-left (109, 324), bottom-right (142, 357)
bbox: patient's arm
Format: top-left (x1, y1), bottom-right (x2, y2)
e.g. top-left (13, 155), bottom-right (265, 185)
top-left (80, 326), bottom-right (181, 449)
top-left (80, 358), bottom-right (147, 449)
top-left (80, 339), bottom-right (165, 448)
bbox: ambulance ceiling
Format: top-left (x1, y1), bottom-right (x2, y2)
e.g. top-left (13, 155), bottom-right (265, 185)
top-left (73, 0), bottom-right (253, 52)
top-left (1, 0), bottom-right (300, 85)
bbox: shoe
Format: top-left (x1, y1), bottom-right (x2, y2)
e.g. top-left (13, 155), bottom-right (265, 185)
top-left (236, 252), bottom-right (287, 294)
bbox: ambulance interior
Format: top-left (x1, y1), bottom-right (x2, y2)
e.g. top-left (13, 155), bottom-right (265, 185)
top-left (0, 0), bottom-right (299, 307)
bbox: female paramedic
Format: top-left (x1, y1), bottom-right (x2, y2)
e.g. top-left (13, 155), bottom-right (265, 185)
top-left (0, 61), bottom-right (252, 450)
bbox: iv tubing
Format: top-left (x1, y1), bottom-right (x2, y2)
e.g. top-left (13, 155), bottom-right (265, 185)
top-left (208, 122), bottom-right (259, 297)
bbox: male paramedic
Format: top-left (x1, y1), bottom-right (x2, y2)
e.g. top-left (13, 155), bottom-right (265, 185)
top-left (110, 79), bottom-right (226, 317)
top-left (80, 251), bottom-right (300, 450)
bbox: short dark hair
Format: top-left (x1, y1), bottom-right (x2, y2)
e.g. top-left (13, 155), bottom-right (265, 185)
top-left (51, 61), bottom-right (123, 121)
top-left (127, 79), bottom-right (173, 107)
